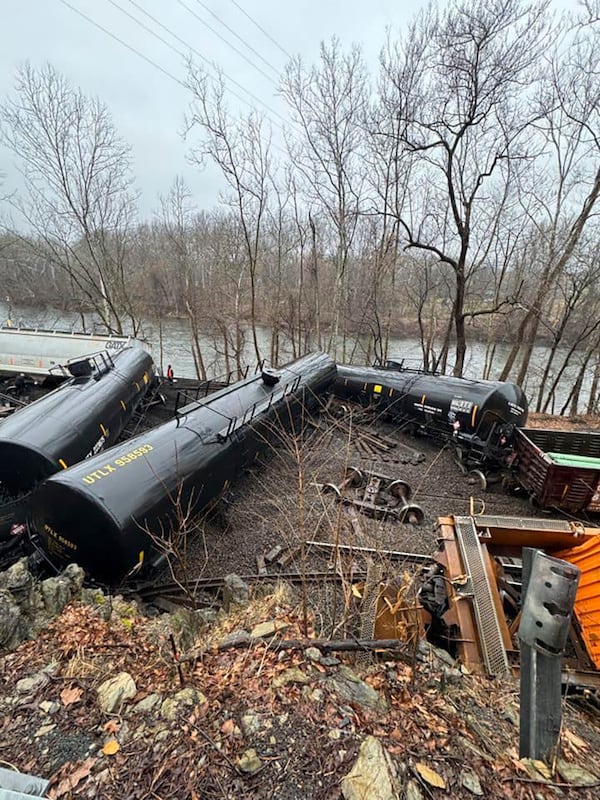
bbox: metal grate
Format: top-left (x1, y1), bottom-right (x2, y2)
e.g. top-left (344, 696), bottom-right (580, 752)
top-left (474, 515), bottom-right (575, 533)
top-left (454, 516), bottom-right (510, 677)
top-left (356, 561), bottom-right (383, 667)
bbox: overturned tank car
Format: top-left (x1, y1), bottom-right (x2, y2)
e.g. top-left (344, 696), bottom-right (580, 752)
top-left (27, 352), bottom-right (336, 585)
top-left (0, 347), bottom-right (155, 544)
top-left (334, 363), bottom-right (528, 476)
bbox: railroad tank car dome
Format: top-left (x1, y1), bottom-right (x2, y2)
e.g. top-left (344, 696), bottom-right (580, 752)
top-left (0, 346), bottom-right (155, 538)
top-left (28, 352), bottom-right (336, 584)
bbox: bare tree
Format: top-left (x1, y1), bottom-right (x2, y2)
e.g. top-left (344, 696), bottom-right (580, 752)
top-left (376, 0), bottom-right (552, 375)
top-left (281, 38), bottom-right (368, 360)
top-left (499, 6), bottom-right (600, 386)
top-left (159, 177), bottom-right (207, 380)
top-left (185, 65), bottom-right (271, 367)
top-left (0, 63), bottom-right (139, 333)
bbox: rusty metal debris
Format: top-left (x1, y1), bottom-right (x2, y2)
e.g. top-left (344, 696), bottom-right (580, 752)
top-left (419, 513), bottom-right (600, 688)
top-left (320, 466), bottom-right (425, 525)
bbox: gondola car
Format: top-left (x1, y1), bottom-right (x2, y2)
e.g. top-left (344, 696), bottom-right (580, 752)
top-left (0, 346), bottom-right (155, 543)
top-left (513, 427), bottom-right (600, 513)
top-left (27, 352), bottom-right (336, 585)
top-left (334, 363), bottom-right (528, 477)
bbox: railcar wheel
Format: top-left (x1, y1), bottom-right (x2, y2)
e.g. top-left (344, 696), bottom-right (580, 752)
top-left (485, 472), bottom-right (502, 485)
top-left (344, 466), bottom-right (364, 487)
top-left (454, 459), bottom-right (468, 475)
top-left (388, 480), bottom-right (411, 502)
top-left (467, 470), bottom-right (487, 491)
top-left (528, 493), bottom-right (541, 508)
top-left (399, 503), bottom-right (425, 525)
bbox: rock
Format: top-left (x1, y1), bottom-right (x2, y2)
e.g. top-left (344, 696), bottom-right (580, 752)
top-left (134, 693), bottom-right (163, 713)
top-left (305, 646), bottom-right (322, 663)
top-left (160, 687), bottom-right (207, 720)
top-left (302, 687), bottom-right (324, 704)
top-left (34, 723), bottom-right (56, 738)
top-left (329, 729), bottom-right (342, 740)
top-left (16, 668), bottom-right (52, 695)
top-left (341, 736), bottom-right (397, 800)
top-left (97, 672), bottom-right (137, 714)
top-left (40, 565), bottom-right (85, 616)
top-left (0, 561), bottom-right (85, 650)
top-left (222, 574), bottom-right (250, 610)
top-left (250, 619), bottom-right (290, 638)
top-left (171, 607), bottom-right (219, 652)
top-left (502, 706), bottom-right (519, 727)
top-left (441, 667), bottom-right (463, 685)
top-left (63, 563), bottom-right (85, 591)
top-left (241, 711), bottom-right (262, 737)
top-left (556, 758), bottom-right (598, 786)
top-left (0, 558), bottom-right (33, 594)
top-left (327, 665), bottom-right (388, 713)
top-left (417, 640), bottom-right (456, 667)
top-left (520, 759), bottom-right (552, 781)
top-left (39, 700), bottom-right (60, 715)
top-left (272, 667), bottom-right (310, 688)
top-left (238, 748), bottom-right (262, 774)
top-left (40, 576), bottom-right (72, 616)
top-left (0, 591), bottom-right (25, 650)
top-left (320, 656), bottom-right (341, 667)
top-left (462, 771), bottom-right (483, 795)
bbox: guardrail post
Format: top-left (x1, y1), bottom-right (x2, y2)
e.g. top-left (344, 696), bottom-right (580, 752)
top-left (518, 547), bottom-right (580, 761)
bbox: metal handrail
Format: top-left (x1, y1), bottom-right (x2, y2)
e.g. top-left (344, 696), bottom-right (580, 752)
top-left (217, 375), bottom-right (303, 442)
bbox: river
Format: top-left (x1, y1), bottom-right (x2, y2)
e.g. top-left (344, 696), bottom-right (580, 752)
top-left (0, 300), bottom-right (593, 414)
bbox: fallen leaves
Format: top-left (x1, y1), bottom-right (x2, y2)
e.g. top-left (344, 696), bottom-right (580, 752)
top-left (415, 762), bottom-right (447, 789)
top-left (104, 719), bottom-right (121, 735)
top-left (102, 739), bottom-right (121, 756)
top-left (60, 686), bottom-right (83, 706)
top-left (48, 757), bottom-right (96, 799)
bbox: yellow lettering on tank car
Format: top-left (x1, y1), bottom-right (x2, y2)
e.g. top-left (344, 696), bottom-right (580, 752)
top-left (83, 475), bottom-right (95, 485)
top-left (114, 443), bottom-right (154, 469)
top-left (471, 405), bottom-right (478, 428)
top-left (373, 384), bottom-right (382, 394)
top-left (43, 524), bottom-right (77, 551)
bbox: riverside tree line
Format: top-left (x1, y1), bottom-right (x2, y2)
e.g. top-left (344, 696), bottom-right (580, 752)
top-left (1, 0), bottom-right (600, 415)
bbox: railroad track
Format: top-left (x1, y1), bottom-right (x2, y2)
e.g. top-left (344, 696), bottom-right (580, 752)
top-left (125, 547), bottom-right (438, 606)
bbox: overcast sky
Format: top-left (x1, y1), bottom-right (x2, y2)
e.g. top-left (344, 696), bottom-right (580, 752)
top-left (0, 0), bottom-right (578, 219)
